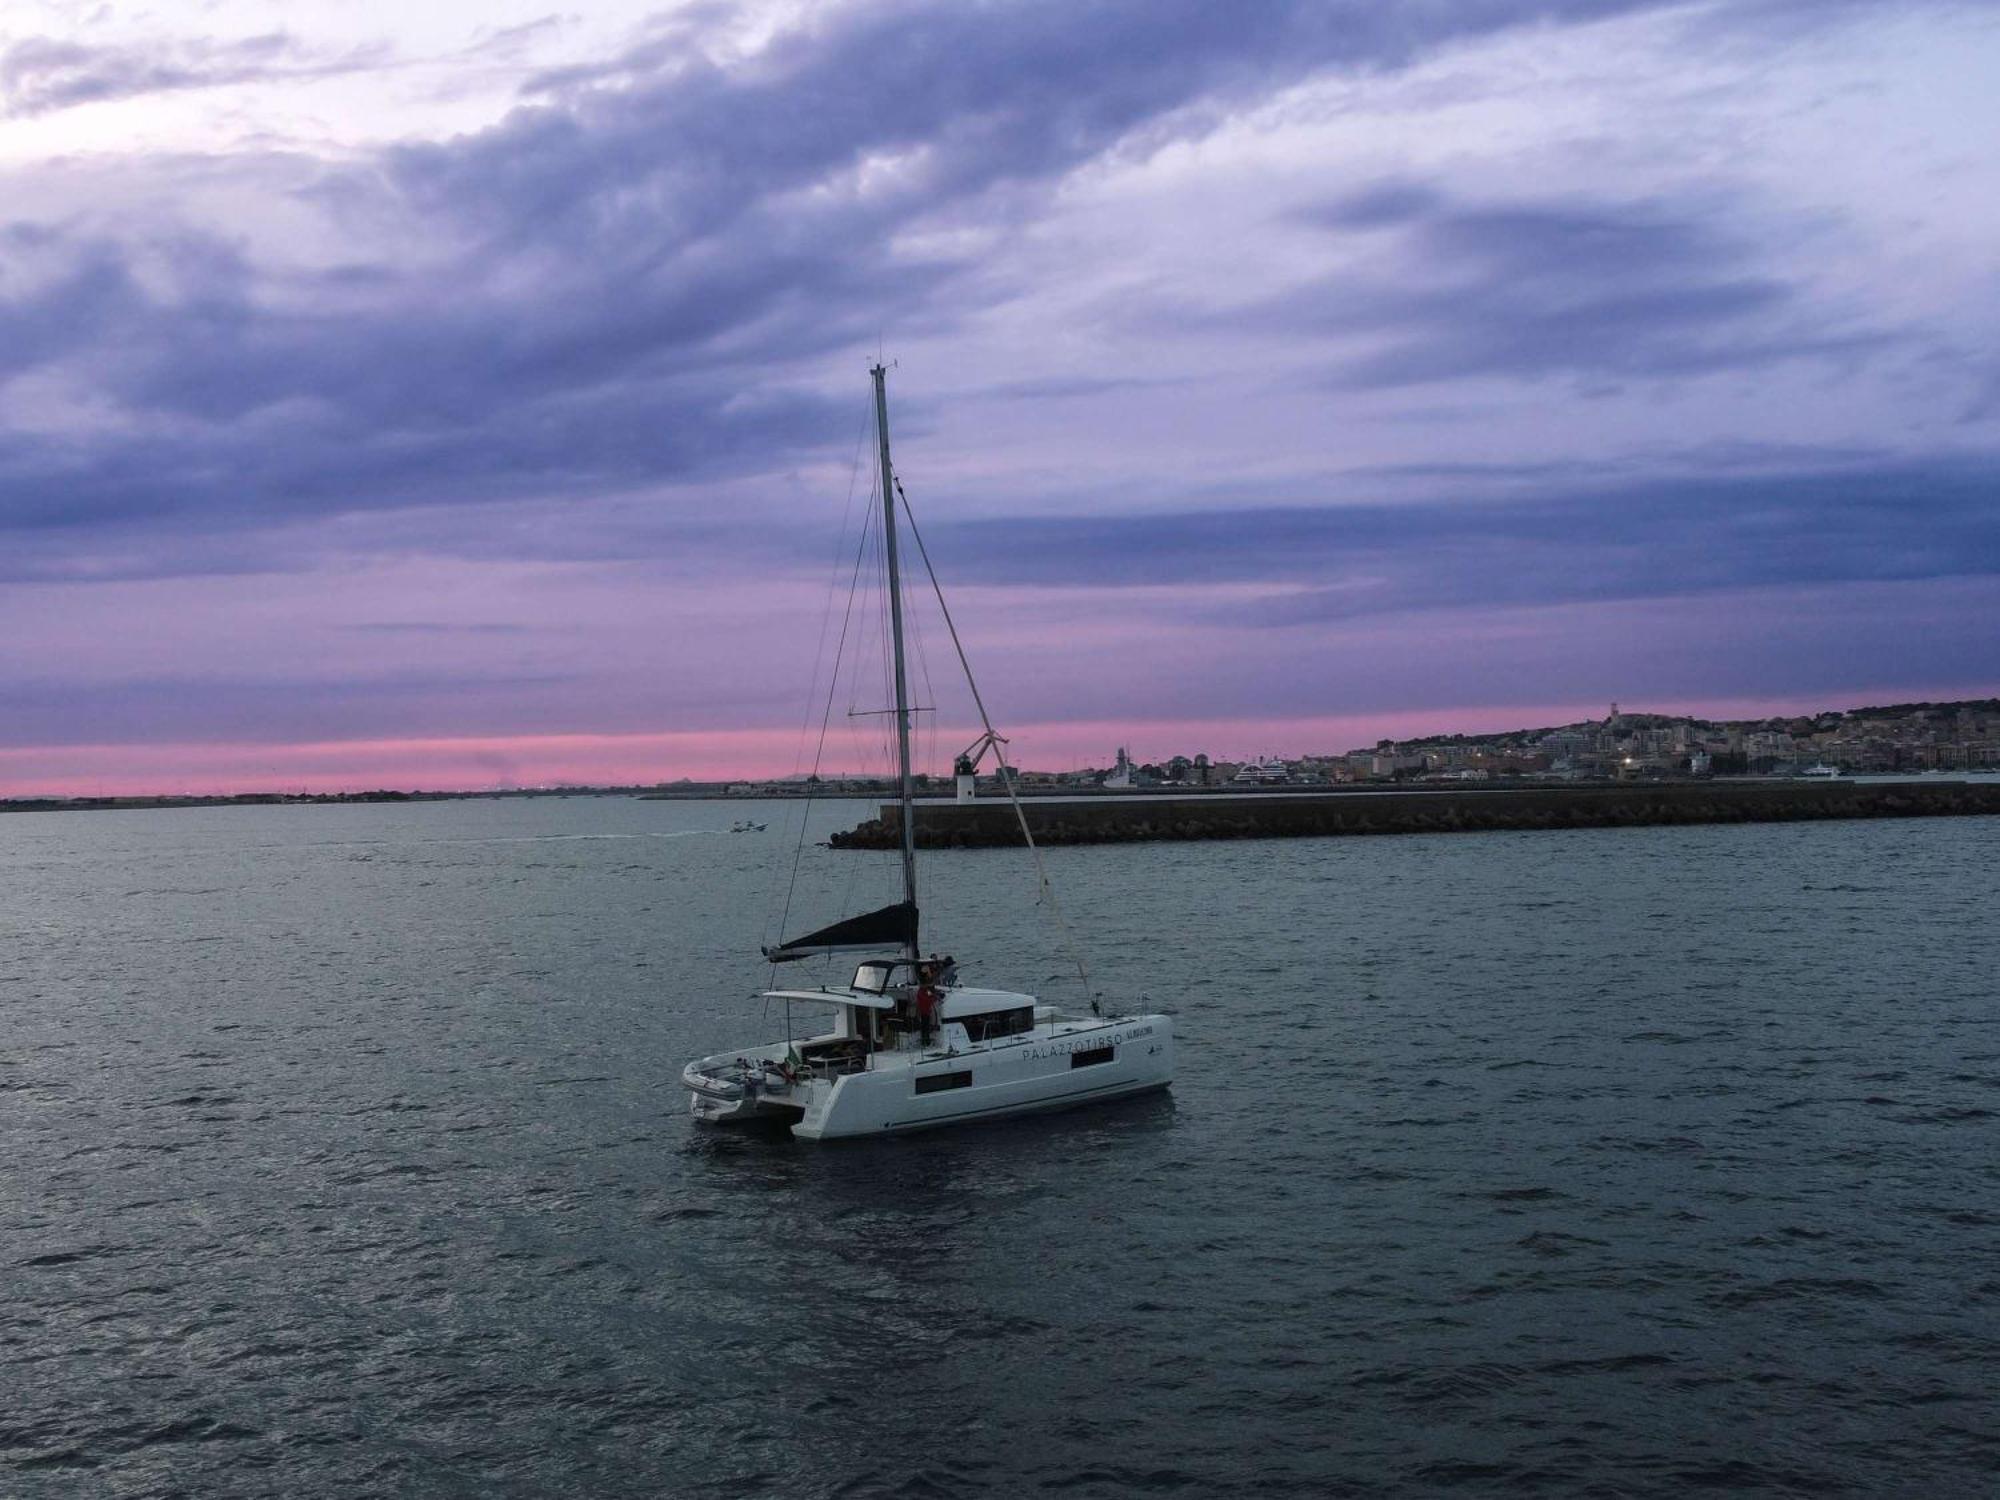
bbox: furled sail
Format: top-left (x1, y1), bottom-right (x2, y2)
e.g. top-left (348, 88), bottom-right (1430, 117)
top-left (762, 901), bottom-right (917, 963)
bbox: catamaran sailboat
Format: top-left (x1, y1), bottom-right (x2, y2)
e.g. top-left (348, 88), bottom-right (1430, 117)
top-left (681, 365), bottom-right (1174, 1139)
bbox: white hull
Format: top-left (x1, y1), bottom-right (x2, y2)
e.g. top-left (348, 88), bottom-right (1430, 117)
top-left (686, 1014), bottom-right (1173, 1140)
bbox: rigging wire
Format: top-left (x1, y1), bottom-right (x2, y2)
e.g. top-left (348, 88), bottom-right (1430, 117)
top-left (894, 476), bottom-right (1099, 1014)
top-left (875, 470), bottom-right (897, 779)
top-left (768, 388), bottom-right (1091, 1009)
top-left (906, 537), bottom-right (941, 791)
top-left (772, 478), bottom-right (877, 973)
top-left (769, 395), bottom-right (876, 949)
top-left (838, 474), bottom-right (892, 936)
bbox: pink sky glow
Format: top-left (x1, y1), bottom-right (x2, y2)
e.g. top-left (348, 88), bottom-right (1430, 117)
top-left (5, 692), bottom-right (1973, 800)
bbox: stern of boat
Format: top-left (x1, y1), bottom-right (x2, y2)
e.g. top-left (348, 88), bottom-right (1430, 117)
top-left (682, 1051), bottom-right (809, 1124)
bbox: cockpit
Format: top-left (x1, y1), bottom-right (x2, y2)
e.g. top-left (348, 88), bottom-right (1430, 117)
top-left (757, 957), bottom-right (1035, 1066)
top-left (849, 956), bottom-right (958, 994)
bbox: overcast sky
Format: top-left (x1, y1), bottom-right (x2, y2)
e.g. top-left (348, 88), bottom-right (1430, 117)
top-left (3, 0), bottom-right (1997, 792)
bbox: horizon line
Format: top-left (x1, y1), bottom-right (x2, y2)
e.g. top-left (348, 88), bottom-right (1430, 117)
top-left (5, 687), bottom-right (1994, 802)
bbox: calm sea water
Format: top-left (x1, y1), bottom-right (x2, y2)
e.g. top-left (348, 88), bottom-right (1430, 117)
top-left (3, 798), bottom-right (1996, 1498)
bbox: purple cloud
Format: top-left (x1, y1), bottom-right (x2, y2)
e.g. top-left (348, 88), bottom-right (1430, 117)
top-left (1275, 185), bottom-right (1882, 386)
top-left (3, 1), bottom-right (1687, 579)
top-left (0, 33), bottom-right (385, 116)
top-left (923, 458), bottom-right (2000, 613)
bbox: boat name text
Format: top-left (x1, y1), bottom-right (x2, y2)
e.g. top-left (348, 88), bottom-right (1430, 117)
top-left (1025, 1024), bottom-right (1151, 1061)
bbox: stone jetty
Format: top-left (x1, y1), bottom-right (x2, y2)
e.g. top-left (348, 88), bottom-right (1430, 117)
top-left (828, 780), bottom-right (2000, 848)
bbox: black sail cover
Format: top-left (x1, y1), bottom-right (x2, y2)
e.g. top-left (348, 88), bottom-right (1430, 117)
top-left (762, 901), bottom-right (918, 963)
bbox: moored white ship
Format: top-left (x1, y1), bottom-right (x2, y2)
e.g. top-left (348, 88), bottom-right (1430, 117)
top-left (684, 964), bottom-right (1172, 1139)
top-left (682, 365), bottom-right (1174, 1139)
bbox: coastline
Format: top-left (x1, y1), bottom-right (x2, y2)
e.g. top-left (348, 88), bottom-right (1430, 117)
top-left (831, 779), bottom-right (2000, 847)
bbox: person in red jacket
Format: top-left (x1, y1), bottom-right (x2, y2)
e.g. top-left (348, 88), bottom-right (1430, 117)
top-left (914, 963), bottom-right (940, 1046)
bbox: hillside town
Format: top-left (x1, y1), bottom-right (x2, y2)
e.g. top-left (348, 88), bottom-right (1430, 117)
top-left (1049, 699), bottom-right (2000, 790)
top-left (724, 698), bottom-right (1999, 797)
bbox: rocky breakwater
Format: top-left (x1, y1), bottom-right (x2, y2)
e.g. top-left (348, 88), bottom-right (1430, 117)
top-left (827, 781), bottom-right (2000, 848)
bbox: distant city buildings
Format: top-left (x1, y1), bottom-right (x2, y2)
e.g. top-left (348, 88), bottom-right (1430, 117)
top-left (705, 699), bottom-right (1998, 796)
top-left (1054, 698), bottom-right (2000, 792)
top-left (1376, 700), bottom-right (1997, 781)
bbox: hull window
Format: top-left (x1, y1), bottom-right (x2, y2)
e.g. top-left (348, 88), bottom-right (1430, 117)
top-left (914, 1070), bottom-right (973, 1095)
top-left (1070, 1046), bottom-right (1115, 1069)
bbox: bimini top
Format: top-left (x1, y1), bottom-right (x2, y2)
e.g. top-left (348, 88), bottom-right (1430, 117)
top-left (760, 987), bottom-right (897, 1011)
top-left (756, 983), bottom-right (1037, 1018)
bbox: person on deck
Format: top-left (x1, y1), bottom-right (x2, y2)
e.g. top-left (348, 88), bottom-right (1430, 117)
top-left (914, 963), bottom-right (941, 1047)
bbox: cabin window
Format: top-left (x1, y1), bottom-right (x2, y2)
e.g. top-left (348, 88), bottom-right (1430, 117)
top-left (852, 962), bottom-right (891, 993)
top-left (914, 1070), bottom-right (972, 1095)
top-left (961, 1007), bottom-right (1034, 1042)
top-left (1070, 1046), bottom-right (1115, 1069)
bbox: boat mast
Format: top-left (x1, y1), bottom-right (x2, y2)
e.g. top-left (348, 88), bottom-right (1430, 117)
top-left (872, 363), bottom-right (919, 952)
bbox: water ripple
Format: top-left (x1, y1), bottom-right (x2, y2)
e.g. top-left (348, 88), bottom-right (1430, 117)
top-left (2, 800), bottom-right (1995, 1496)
